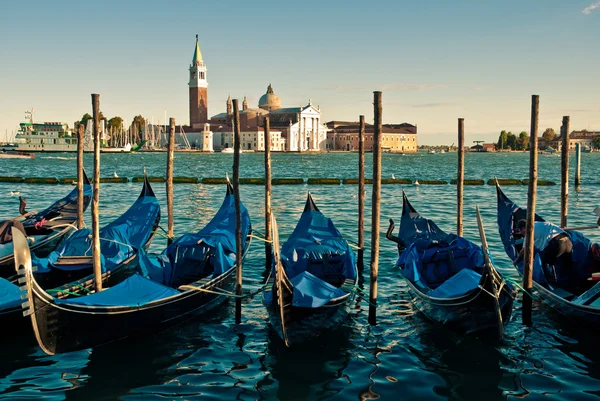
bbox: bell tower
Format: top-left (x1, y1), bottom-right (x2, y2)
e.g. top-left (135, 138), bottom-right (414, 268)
top-left (189, 35), bottom-right (208, 128)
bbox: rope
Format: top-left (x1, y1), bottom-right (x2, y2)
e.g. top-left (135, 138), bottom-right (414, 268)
top-left (249, 234), bottom-right (272, 244)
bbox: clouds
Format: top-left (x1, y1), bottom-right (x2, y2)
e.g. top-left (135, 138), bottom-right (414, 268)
top-left (582, 1), bottom-right (600, 14)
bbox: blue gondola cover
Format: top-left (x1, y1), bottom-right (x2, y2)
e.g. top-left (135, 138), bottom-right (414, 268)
top-left (57, 274), bottom-right (179, 307)
top-left (0, 278), bottom-right (20, 310)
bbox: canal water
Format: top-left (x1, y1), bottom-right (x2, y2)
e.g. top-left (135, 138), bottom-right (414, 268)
top-left (0, 152), bottom-right (599, 400)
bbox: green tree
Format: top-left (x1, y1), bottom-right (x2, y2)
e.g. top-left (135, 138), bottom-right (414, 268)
top-left (593, 136), bottom-right (600, 150)
top-left (131, 115), bottom-right (147, 144)
top-left (516, 131), bottom-right (529, 150)
top-left (542, 128), bottom-right (556, 141)
top-left (498, 130), bottom-right (508, 150)
top-left (506, 132), bottom-right (517, 150)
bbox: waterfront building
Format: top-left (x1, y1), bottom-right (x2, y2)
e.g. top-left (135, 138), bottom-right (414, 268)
top-left (326, 121), bottom-right (418, 152)
top-left (212, 129), bottom-right (286, 151)
top-left (547, 130), bottom-right (600, 151)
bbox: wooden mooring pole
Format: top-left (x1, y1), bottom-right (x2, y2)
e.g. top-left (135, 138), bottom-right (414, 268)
top-left (560, 116), bottom-right (570, 228)
top-left (167, 118), bottom-right (175, 245)
top-left (264, 117), bottom-right (272, 270)
top-left (457, 118), bottom-right (465, 236)
top-left (523, 94), bottom-right (539, 325)
top-left (369, 92), bottom-right (382, 325)
top-left (77, 123), bottom-right (85, 229)
top-left (358, 115), bottom-right (365, 273)
top-left (232, 99), bottom-right (243, 324)
top-left (91, 94), bottom-right (102, 293)
top-left (575, 143), bottom-right (581, 186)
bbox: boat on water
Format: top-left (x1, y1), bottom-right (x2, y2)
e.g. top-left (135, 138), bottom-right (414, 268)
top-left (496, 182), bottom-right (600, 326)
top-left (0, 175), bottom-right (159, 330)
top-left (17, 182), bottom-right (252, 355)
top-left (387, 192), bottom-right (515, 340)
top-left (0, 150), bottom-right (35, 159)
top-left (221, 147), bottom-right (242, 154)
top-left (0, 172), bottom-right (92, 277)
top-left (263, 193), bottom-right (358, 346)
top-left (31, 174), bottom-right (161, 288)
top-left (428, 149), bottom-right (436, 154)
top-left (582, 146), bottom-right (594, 153)
top-left (101, 143), bottom-right (132, 153)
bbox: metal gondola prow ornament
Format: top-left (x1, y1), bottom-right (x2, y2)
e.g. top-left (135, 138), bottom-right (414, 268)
top-left (12, 228), bottom-right (34, 317)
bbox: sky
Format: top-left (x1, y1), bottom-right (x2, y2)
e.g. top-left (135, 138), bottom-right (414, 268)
top-left (0, 0), bottom-right (599, 145)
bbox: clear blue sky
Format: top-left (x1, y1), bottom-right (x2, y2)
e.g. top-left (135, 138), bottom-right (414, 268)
top-left (1, 0), bottom-right (599, 145)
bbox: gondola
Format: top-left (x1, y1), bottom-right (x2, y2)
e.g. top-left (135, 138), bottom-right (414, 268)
top-left (0, 171), bottom-right (92, 277)
top-left (17, 182), bottom-right (252, 355)
top-left (263, 193), bottom-right (358, 346)
top-left (32, 174), bottom-right (161, 288)
top-left (387, 192), bottom-right (515, 340)
top-left (0, 175), bottom-right (160, 329)
top-left (496, 182), bottom-right (600, 325)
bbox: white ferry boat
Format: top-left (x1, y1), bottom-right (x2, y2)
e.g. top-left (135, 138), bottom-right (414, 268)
top-left (15, 121), bottom-right (93, 153)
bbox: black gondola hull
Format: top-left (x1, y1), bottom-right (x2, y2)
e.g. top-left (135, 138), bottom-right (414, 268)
top-left (28, 268), bottom-right (236, 355)
top-left (404, 272), bottom-right (515, 339)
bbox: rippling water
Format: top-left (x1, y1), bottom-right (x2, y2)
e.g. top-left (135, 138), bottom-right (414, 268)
top-left (1, 151), bottom-right (599, 400)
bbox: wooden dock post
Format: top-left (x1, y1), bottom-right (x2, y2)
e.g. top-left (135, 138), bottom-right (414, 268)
top-left (167, 118), bottom-right (175, 245)
top-left (575, 143), bottom-right (581, 186)
top-left (560, 116), bottom-right (570, 228)
top-left (369, 92), bottom-right (382, 325)
top-left (264, 117), bottom-right (272, 270)
top-left (358, 115), bottom-right (365, 272)
top-left (523, 94), bottom-right (539, 325)
top-left (457, 118), bottom-right (465, 236)
top-left (232, 99), bottom-right (243, 324)
top-left (77, 123), bottom-right (85, 229)
top-left (91, 94), bottom-right (102, 293)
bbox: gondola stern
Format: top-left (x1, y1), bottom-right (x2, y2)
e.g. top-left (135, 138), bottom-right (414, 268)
top-left (140, 172), bottom-right (156, 198)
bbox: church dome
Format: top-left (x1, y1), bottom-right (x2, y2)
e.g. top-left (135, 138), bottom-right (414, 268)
top-left (258, 84), bottom-right (282, 111)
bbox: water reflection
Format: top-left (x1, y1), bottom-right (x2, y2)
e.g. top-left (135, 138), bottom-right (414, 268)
top-left (259, 325), bottom-right (354, 401)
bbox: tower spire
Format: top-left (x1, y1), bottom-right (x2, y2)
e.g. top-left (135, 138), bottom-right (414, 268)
top-left (192, 35), bottom-right (203, 64)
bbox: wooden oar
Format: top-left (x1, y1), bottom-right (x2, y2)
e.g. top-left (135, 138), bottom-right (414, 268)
top-left (566, 208), bottom-right (600, 231)
top-left (475, 206), bottom-right (504, 340)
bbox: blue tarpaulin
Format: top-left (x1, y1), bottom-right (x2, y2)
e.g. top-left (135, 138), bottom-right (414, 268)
top-left (0, 278), bottom-right (20, 310)
top-left (58, 274), bottom-right (179, 307)
top-left (396, 193), bottom-right (485, 297)
top-left (429, 269), bottom-right (482, 298)
top-left (33, 191), bottom-right (160, 274)
top-left (290, 271), bottom-right (346, 307)
top-left (264, 196), bottom-right (356, 309)
top-left (153, 190), bottom-right (251, 287)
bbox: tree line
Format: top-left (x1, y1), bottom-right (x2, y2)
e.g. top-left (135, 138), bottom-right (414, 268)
top-left (496, 130), bottom-right (532, 151)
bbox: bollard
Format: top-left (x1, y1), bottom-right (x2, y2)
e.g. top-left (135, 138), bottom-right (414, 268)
top-left (91, 93), bottom-right (102, 293)
top-left (457, 118), bottom-right (465, 236)
top-left (358, 115), bottom-right (365, 273)
top-left (264, 117), bottom-right (273, 272)
top-left (232, 99), bottom-right (243, 324)
top-left (77, 123), bottom-right (85, 229)
top-left (167, 118), bottom-right (175, 245)
top-left (560, 116), bottom-right (570, 228)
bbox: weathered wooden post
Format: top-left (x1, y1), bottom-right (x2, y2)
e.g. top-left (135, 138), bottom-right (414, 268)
top-left (232, 99), bottom-right (243, 324)
top-left (264, 116), bottom-right (272, 270)
top-left (358, 115), bottom-right (365, 272)
top-left (167, 118), bottom-right (175, 245)
top-left (560, 116), bottom-right (570, 228)
top-left (91, 94), bottom-right (102, 292)
top-left (77, 123), bottom-right (85, 229)
top-left (369, 92), bottom-right (382, 325)
top-left (575, 143), bottom-right (581, 186)
top-left (523, 94), bottom-right (539, 325)
top-left (457, 118), bottom-right (465, 236)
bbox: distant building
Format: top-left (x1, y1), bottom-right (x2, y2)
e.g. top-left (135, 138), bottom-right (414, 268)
top-left (326, 121), bottom-right (417, 152)
top-left (482, 143), bottom-right (496, 152)
top-left (548, 130), bottom-right (600, 151)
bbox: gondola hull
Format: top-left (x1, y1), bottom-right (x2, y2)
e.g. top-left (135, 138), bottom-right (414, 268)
top-left (265, 281), bottom-right (356, 346)
top-left (25, 266), bottom-right (236, 355)
top-left (404, 271), bottom-right (515, 339)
